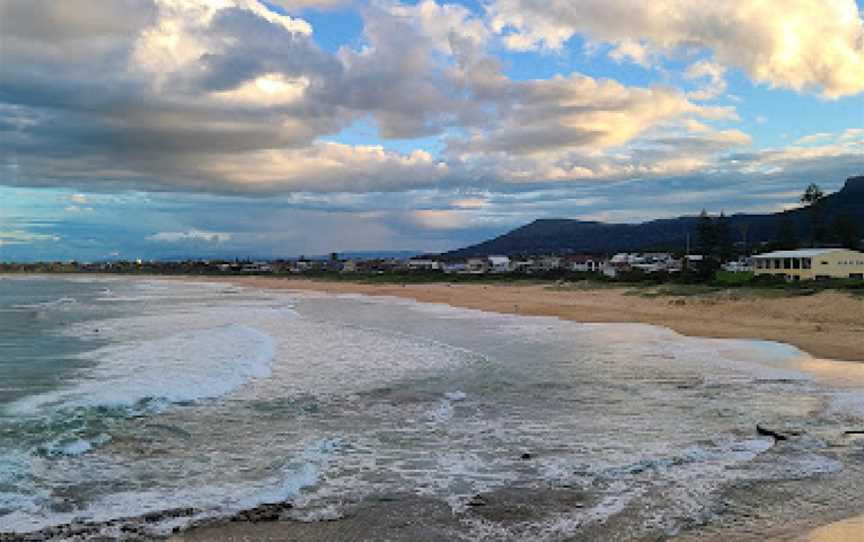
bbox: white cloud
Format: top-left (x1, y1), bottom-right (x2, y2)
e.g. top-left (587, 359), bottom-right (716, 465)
top-left (685, 60), bottom-right (727, 101)
top-left (0, 230), bottom-right (61, 245)
top-left (146, 229), bottom-right (233, 243)
top-left (489, 0), bottom-right (864, 97)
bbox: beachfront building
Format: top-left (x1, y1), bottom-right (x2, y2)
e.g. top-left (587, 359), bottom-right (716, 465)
top-left (466, 257), bottom-right (489, 274)
top-left (407, 259), bottom-right (441, 271)
top-left (569, 255), bottom-right (604, 273)
top-left (752, 248), bottom-right (864, 281)
top-left (488, 255), bottom-right (512, 273)
top-left (441, 261), bottom-right (468, 274)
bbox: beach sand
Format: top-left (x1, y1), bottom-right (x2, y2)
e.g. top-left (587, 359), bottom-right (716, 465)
top-left (185, 276), bottom-right (864, 363)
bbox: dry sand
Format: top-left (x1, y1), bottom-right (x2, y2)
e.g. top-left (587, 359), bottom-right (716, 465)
top-left (188, 276), bottom-right (864, 363)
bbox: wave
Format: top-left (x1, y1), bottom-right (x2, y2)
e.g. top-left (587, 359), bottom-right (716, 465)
top-left (9, 324), bottom-right (276, 415)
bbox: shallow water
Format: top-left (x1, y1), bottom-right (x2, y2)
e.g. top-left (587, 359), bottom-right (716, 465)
top-left (1, 277), bottom-right (863, 540)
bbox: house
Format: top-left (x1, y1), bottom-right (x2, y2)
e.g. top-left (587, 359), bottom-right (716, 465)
top-left (407, 259), bottom-right (441, 271)
top-left (752, 248), bottom-right (864, 280)
top-left (536, 256), bottom-right (563, 273)
top-left (568, 255), bottom-right (603, 273)
top-left (466, 257), bottom-right (489, 274)
top-left (722, 258), bottom-right (753, 273)
top-left (510, 259), bottom-right (535, 273)
top-left (442, 261), bottom-right (468, 274)
top-left (487, 255), bottom-right (511, 273)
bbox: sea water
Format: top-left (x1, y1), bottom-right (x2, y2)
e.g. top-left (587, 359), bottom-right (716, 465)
top-left (1, 276), bottom-right (862, 540)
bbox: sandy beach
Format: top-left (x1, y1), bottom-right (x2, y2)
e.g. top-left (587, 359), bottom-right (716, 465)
top-left (186, 276), bottom-right (864, 363)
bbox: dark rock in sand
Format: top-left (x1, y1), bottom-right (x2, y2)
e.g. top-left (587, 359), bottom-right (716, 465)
top-left (228, 502), bottom-right (293, 523)
top-left (756, 424), bottom-right (804, 441)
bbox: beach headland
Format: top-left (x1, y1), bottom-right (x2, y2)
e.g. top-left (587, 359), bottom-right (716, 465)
top-left (179, 276), bottom-right (864, 363)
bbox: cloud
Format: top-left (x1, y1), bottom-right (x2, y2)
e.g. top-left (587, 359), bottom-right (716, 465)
top-left (489, 0), bottom-right (864, 97)
top-left (685, 60), bottom-right (727, 101)
top-left (409, 209), bottom-right (473, 230)
top-left (146, 229), bottom-right (233, 243)
top-left (796, 132), bottom-right (834, 145)
top-left (0, 230), bottom-right (61, 246)
top-left (0, 0), bottom-right (859, 209)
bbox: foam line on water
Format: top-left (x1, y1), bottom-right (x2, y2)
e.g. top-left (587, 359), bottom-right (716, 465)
top-left (9, 324), bottom-right (276, 414)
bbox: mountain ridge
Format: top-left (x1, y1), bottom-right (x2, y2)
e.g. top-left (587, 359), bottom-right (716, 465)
top-left (441, 176), bottom-right (864, 258)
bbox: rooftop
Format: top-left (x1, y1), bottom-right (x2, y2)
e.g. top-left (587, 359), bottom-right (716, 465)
top-left (752, 248), bottom-right (851, 258)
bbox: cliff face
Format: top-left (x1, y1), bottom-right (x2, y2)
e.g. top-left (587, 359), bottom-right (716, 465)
top-left (443, 176), bottom-right (864, 258)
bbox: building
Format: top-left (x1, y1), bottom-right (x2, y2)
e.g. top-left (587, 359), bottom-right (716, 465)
top-left (752, 248), bottom-right (864, 280)
top-left (722, 257), bottom-right (753, 273)
top-left (568, 255), bottom-right (604, 273)
top-left (487, 255), bottom-right (512, 273)
top-left (466, 257), bottom-right (489, 274)
top-left (441, 261), bottom-right (468, 274)
top-left (407, 259), bottom-right (441, 271)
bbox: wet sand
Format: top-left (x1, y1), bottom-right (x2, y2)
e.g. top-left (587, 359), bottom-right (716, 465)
top-left (183, 276), bottom-right (864, 363)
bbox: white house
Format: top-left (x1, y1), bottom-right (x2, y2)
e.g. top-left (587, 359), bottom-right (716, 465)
top-left (466, 257), bottom-right (489, 273)
top-left (487, 255), bottom-right (512, 273)
top-left (407, 259), bottom-right (441, 271)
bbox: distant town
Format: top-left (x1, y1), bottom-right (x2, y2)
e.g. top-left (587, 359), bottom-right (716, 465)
top-left (3, 181), bottom-right (862, 285)
top-left (4, 246), bottom-right (864, 285)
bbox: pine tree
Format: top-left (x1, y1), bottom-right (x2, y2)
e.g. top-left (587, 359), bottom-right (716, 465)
top-left (715, 212), bottom-right (732, 262)
top-left (775, 214), bottom-right (798, 250)
top-left (696, 209), bottom-right (716, 256)
top-left (832, 212), bottom-right (860, 250)
top-left (800, 183), bottom-right (825, 247)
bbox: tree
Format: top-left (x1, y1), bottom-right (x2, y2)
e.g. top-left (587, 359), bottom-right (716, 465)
top-left (693, 210), bottom-right (720, 280)
top-left (736, 222), bottom-right (750, 255)
top-left (800, 183), bottom-right (826, 246)
top-left (696, 209), bottom-right (716, 256)
top-left (715, 212), bottom-right (733, 262)
top-left (832, 212), bottom-right (860, 250)
top-left (775, 214), bottom-right (798, 250)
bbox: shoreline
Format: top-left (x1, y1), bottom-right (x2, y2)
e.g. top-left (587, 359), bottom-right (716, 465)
top-left (171, 276), bottom-right (864, 541)
top-left (6, 273), bottom-right (863, 541)
top-left (174, 275), bottom-right (864, 363)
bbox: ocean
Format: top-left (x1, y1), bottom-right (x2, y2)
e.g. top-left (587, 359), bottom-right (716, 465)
top-left (1, 276), bottom-right (863, 540)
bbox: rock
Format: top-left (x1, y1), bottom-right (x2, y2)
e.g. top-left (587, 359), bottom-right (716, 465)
top-left (756, 424), bottom-right (803, 441)
top-left (229, 502), bottom-right (293, 523)
top-left (466, 495), bottom-right (486, 507)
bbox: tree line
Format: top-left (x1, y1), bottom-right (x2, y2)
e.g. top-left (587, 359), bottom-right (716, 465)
top-left (692, 183), bottom-right (861, 278)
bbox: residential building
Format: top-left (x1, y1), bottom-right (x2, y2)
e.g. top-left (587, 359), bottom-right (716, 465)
top-left (752, 248), bottom-right (864, 280)
top-left (722, 258), bottom-right (753, 273)
top-left (441, 262), bottom-right (468, 274)
top-left (466, 257), bottom-right (489, 274)
top-left (568, 255), bottom-right (604, 273)
top-left (407, 259), bottom-right (441, 271)
top-left (487, 255), bottom-right (512, 273)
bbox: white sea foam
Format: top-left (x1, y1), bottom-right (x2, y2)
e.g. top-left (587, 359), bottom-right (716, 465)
top-left (10, 324), bottom-right (276, 414)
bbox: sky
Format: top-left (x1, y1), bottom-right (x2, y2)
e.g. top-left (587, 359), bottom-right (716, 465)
top-left (0, 0), bottom-right (862, 261)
